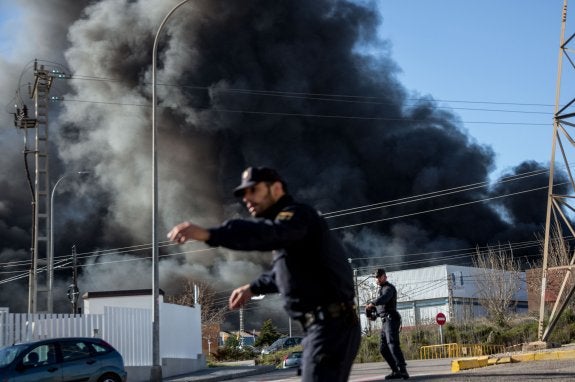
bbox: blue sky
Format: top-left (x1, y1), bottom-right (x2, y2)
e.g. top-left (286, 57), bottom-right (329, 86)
top-left (376, 0), bottom-right (568, 178)
top-left (0, 1), bottom-right (19, 56)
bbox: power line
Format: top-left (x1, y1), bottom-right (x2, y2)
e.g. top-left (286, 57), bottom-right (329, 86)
top-left (0, 258), bottom-right (71, 286)
top-left (68, 74), bottom-right (556, 108)
top-left (322, 166), bottom-right (552, 219)
top-left (60, 97), bottom-right (549, 126)
top-left (3, 158), bottom-right (552, 274)
top-left (0, 157), bottom-right (563, 285)
top-left (45, 73), bottom-right (555, 125)
top-left (0, 178), bottom-right (561, 273)
top-left (331, 183), bottom-right (565, 231)
top-left (0, 184), bottom-right (557, 277)
top-left (56, 247), bottom-right (217, 270)
top-left (350, 238), bottom-right (544, 264)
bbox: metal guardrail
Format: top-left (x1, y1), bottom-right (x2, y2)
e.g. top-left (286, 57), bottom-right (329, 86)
top-left (419, 343), bottom-right (505, 359)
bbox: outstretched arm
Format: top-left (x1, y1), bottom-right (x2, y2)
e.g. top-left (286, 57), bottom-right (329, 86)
top-left (167, 221), bottom-right (210, 243)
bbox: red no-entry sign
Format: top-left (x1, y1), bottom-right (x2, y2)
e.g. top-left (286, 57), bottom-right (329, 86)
top-left (436, 312), bottom-right (446, 326)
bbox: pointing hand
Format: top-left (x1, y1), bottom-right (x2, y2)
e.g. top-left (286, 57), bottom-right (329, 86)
top-left (167, 221), bottom-right (210, 243)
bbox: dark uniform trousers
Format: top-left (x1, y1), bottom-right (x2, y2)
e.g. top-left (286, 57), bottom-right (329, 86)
top-left (299, 304), bottom-right (361, 382)
top-left (380, 312), bottom-right (406, 372)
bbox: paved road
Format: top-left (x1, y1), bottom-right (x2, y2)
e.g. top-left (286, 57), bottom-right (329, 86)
top-left (448, 359), bottom-right (575, 382)
top-left (357, 358), bottom-right (575, 382)
top-left (189, 358), bottom-right (575, 382)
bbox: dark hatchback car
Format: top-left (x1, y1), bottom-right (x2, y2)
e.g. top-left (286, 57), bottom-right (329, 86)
top-left (261, 336), bottom-right (303, 355)
top-left (0, 337), bottom-right (127, 382)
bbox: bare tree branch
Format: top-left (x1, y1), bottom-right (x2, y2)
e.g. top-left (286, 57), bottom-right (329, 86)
top-left (167, 279), bottom-right (228, 324)
top-left (473, 244), bottom-right (522, 326)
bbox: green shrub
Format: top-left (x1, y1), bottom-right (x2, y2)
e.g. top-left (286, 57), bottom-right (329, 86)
top-left (500, 320), bottom-right (538, 345)
top-left (212, 336), bottom-right (259, 361)
top-left (213, 346), bottom-right (258, 361)
top-left (355, 334), bottom-right (380, 363)
top-left (548, 312), bottom-right (575, 345)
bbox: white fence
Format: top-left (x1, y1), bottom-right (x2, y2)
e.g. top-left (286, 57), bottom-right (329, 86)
top-left (0, 312), bottom-right (103, 347)
top-left (104, 306), bottom-right (152, 366)
top-left (0, 304), bottom-right (201, 367)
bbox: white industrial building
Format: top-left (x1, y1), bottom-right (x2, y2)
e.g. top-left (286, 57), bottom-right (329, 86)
top-left (356, 264), bottom-right (528, 330)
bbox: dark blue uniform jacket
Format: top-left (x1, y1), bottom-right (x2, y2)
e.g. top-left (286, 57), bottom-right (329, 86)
top-left (370, 282), bottom-right (398, 316)
top-left (206, 194), bottom-right (355, 319)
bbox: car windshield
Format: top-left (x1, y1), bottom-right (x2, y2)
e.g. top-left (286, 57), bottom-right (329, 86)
top-left (0, 345), bottom-right (25, 367)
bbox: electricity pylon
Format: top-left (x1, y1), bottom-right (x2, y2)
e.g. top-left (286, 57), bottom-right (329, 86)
top-left (539, 0), bottom-right (575, 341)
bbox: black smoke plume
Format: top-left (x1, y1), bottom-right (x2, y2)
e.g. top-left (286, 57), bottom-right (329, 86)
top-left (0, 1), bottom-right (559, 330)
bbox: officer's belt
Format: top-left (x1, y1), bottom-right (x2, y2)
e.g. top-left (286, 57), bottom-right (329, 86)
top-left (380, 311), bottom-right (401, 323)
top-left (299, 302), bottom-right (356, 330)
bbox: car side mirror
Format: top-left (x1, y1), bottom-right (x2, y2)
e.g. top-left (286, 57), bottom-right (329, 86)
top-left (15, 362), bottom-right (26, 372)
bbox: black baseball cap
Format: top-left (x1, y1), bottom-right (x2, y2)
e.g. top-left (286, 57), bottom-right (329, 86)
top-left (375, 268), bottom-right (387, 277)
top-left (233, 167), bottom-right (284, 197)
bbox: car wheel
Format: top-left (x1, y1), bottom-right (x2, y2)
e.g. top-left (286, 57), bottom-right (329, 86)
top-left (297, 367), bottom-right (301, 376)
top-left (97, 373), bottom-right (121, 382)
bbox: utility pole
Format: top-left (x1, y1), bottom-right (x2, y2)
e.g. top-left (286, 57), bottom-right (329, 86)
top-left (67, 245), bottom-right (80, 315)
top-left (14, 60), bottom-right (63, 313)
top-left (350, 259), bottom-right (361, 318)
top-left (239, 307), bottom-right (245, 347)
top-left (447, 274), bottom-right (454, 322)
top-left (14, 102), bottom-right (38, 315)
top-left (14, 59), bottom-right (69, 314)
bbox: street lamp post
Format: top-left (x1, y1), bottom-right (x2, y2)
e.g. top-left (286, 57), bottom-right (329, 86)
top-left (48, 171), bottom-right (89, 313)
top-left (151, 1), bottom-right (192, 381)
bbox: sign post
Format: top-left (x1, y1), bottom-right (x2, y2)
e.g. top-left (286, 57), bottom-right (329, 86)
top-left (436, 312), bottom-right (446, 345)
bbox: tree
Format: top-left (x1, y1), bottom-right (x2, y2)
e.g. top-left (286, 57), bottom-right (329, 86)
top-left (473, 244), bottom-right (522, 326)
top-left (255, 319), bottom-right (282, 348)
top-left (167, 279), bottom-right (227, 325)
top-left (224, 335), bottom-right (240, 349)
top-left (540, 227), bottom-right (572, 269)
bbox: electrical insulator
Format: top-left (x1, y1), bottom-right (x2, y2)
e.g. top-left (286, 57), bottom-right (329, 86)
top-left (67, 284), bottom-right (80, 304)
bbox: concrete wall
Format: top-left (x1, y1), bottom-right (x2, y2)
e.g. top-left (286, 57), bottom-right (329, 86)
top-left (160, 302), bottom-right (202, 358)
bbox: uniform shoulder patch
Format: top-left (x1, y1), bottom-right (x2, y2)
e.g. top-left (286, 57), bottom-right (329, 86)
top-left (276, 211), bottom-right (294, 220)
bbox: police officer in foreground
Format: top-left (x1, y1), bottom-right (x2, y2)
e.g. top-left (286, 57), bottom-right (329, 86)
top-left (168, 167), bottom-right (361, 381)
top-left (366, 268), bottom-right (409, 380)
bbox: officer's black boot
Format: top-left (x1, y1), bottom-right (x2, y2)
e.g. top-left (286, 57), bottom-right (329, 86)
top-left (398, 367), bottom-right (409, 380)
top-left (384, 370), bottom-right (402, 380)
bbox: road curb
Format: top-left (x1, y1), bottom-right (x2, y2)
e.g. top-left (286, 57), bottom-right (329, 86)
top-left (451, 348), bottom-right (575, 373)
top-left (451, 356), bottom-right (488, 372)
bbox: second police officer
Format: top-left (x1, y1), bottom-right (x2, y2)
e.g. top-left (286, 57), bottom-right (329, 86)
top-left (366, 268), bottom-right (409, 380)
